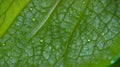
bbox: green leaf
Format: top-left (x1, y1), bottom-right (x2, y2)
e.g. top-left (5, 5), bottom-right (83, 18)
top-left (0, 0), bottom-right (120, 67)
top-left (0, 0), bottom-right (31, 37)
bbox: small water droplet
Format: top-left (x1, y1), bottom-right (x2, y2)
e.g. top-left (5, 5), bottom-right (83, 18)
top-left (32, 18), bottom-right (36, 21)
top-left (2, 43), bottom-right (5, 46)
top-left (30, 8), bottom-right (33, 11)
top-left (88, 39), bottom-right (91, 42)
top-left (49, 46), bottom-right (51, 50)
top-left (40, 39), bottom-right (43, 43)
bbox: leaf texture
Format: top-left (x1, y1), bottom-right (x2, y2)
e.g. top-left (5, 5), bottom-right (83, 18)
top-left (0, 0), bottom-right (120, 67)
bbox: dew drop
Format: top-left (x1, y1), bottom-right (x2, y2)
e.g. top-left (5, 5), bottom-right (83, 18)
top-left (2, 43), bottom-right (6, 46)
top-left (30, 8), bottom-right (33, 11)
top-left (32, 18), bottom-right (36, 21)
top-left (40, 39), bottom-right (43, 43)
top-left (49, 46), bottom-right (51, 50)
top-left (87, 39), bottom-right (91, 42)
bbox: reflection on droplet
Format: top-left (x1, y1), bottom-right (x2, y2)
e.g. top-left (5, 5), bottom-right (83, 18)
top-left (32, 18), bottom-right (36, 21)
top-left (2, 43), bottom-right (5, 46)
top-left (30, 8), bottom-right (33, 11)
top-left (49, 46), bottom-right (51, 50)
top-left (40, 39), bottom-right (43, 43)
top-left (88, 39), bottom-right (91, 42)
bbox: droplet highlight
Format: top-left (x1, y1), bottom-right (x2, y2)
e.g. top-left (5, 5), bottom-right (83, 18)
top-left (30, 8), bottom-right (33, 11)
top-left (88, 39), bottom-right (91, 42)
top-left (49, 46), bottom-right (51, 50)
top-left (32, 18), bottom-right (36, 21)
top-left (2, 43), bottom-right (5, 46)
top-left (40, 39), bottom-right (43, 43)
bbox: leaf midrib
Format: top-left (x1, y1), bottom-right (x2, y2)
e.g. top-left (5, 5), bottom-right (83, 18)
top-left (26, 0), bottom-right (61, 41)
top-left (51, 0), bottom-right (91, 66)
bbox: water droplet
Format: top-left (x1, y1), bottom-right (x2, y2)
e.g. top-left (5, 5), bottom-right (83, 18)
top-left (32, 18), bottom-right (36, 21)
top-left (88, 39), bottom-right (91, 42)
top-left (2, 43), bottom-right (5, 46)
top-left (30, 8), bottom-right (33, 11)
top-left (40, 39), bottom-right (43, 43)
top-left (49, 46), bottom-right (51, 50)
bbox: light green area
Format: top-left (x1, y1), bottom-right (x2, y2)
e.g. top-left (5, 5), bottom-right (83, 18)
top-left (0, 0), bottom-right (31, 37)
top-left (0, 0), bottom-right (120, 67)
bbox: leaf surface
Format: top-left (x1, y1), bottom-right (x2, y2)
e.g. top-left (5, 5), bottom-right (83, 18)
top-left (0, 0), bottom-right (31, 37)
top-left (0, 0), bottom-right (120, 67)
